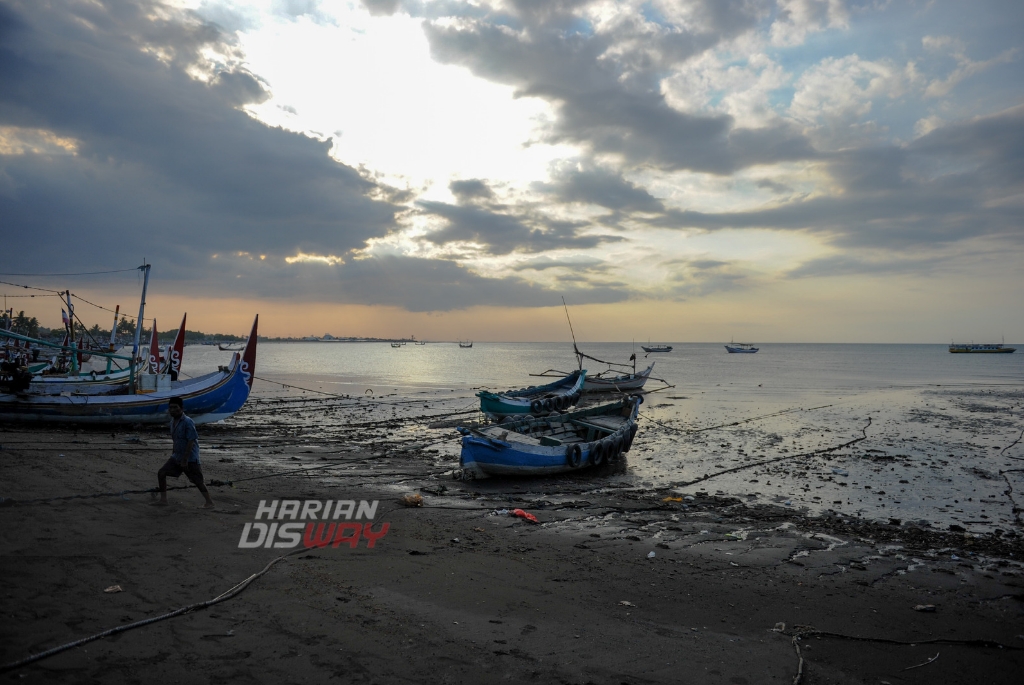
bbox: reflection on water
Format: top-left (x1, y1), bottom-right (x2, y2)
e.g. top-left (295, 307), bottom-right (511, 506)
top-left (184, 342), bottom-right (1024, 533)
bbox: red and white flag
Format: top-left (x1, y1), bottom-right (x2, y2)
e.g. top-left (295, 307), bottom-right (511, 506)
top-left (61, 309), bottom-right (70, 327)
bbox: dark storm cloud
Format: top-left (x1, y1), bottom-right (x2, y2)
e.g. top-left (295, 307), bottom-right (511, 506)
top-left (0, 0), bottom-right (397, 284)
top-left (416, 200), bottom-right (622, 254)
top-left (421, 1), bottom-right (816, 174)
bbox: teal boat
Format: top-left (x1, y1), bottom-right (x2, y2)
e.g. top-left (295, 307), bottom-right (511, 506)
top-left (477, 370), bottom-right (586, 418)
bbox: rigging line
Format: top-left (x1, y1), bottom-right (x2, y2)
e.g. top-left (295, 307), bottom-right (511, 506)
top-left (0, 268), bottom-right (140, 277)
top-left (70, 293), bottom-right (152, 323)
top-left (0, 280), bottom-right (64, 294)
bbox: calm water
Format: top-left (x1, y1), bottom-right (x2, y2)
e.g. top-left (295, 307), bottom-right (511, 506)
top-left (182, 342), bottom-right (1024, 533)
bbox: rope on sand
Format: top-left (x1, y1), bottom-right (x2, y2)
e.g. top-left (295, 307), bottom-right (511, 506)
top-left (0, 547), bottom-right (307, 674)
top-left (669, 417), bottom-right (872, 489)
top-left (642, 404), bottom-right (835, 435)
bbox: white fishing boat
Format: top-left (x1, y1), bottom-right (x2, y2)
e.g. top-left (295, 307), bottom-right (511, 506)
top-left (725, 341), bottom-right (759, 353)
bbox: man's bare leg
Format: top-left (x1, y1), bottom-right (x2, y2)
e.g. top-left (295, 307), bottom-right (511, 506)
top-left (155, 468), bottom-right (169, 505)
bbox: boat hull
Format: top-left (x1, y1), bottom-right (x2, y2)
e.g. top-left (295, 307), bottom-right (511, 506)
top-left (459, 396), bottom-right (642, 478)
top-left (948, 345), bottom-right (1015, 353)
top-left (582, 363), bottom-right (654, 392)
top-left (725, 346), bottom-right (758, 353)
top-left (641, 346), bottom-right (672, 353)
top-left (477, 371), bottom-right (586, 417)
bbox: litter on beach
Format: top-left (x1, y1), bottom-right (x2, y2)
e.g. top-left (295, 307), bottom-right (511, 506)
top-left (399, 493), bottom-right (424, 507)
top-left (511, 508), bottom-right (539, 523)
top-left (103, 585), bottom-right (123, 594)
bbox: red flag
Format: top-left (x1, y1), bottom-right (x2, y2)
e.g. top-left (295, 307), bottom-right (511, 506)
top-left (61, 309), bottom-right (70, 327)
top-left (168, 313), bottom-right (186, 377)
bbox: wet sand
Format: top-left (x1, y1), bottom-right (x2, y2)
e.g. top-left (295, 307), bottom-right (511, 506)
top-left (2, 410), bottom-right (1023, 684)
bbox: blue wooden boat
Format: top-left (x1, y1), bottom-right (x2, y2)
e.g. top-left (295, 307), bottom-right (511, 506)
top-left (724, 342), bottom-right (758, 353)
top-left (476, 370), bottom-right (586, 418)
top-left (458, 395), bottom-right (642, 478)
top-left (0, 316), bottom-right (258, 425)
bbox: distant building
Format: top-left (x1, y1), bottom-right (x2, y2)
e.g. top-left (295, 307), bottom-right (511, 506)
top-left (322, 333), bottom-right (335, 340)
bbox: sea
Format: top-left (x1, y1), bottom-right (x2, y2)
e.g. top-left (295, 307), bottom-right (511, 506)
top-left (181, 342), bottom-right (1024, 534)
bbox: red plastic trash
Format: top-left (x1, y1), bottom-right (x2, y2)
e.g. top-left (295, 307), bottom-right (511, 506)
top-left (511, 508), bottom-right (539, 524)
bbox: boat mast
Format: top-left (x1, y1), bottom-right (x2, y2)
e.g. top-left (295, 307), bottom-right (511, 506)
top-left (561, 296), bottom-right (581, 370)
top-left (65, 289), bottom-right (77, 374)
top-left (130, 262), bottom-right (151, 395)
top-left (105, 304), bottom-right (119, 374)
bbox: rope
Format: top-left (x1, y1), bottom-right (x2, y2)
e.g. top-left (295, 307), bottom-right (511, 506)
top-left (0, 548), bottom-right (306, 674)
top-left (0, 269), bottom-right (140, 277)
top-left (669, 417), bottom-right (871, 489)
top-left (643, 404), bottom-right (834, 435)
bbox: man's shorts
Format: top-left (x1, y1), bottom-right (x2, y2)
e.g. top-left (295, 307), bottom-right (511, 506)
top-left (160, 458), bottom-right (206, 487)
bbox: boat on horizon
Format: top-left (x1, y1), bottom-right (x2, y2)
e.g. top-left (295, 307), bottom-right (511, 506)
top-left (458, 395), bottom-right (642, 478)
top-left (459, 341), bottom-right (473, 348)
top-left (949, 341), bottom-right (1015, 353)
top-left (725, 341), bottom-right (759, 353)
top-left (640, 343), bottom-right (672, 353)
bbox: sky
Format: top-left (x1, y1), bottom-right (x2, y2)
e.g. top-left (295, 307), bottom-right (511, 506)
top-left (0, 0), bottom-right (1022, 342)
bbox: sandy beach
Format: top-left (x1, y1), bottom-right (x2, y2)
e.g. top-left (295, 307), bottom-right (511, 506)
top-left (2, 404), bottom-right (1023, 684)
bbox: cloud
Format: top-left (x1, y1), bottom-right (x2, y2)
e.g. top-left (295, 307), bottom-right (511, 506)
top-left (415, 199), bottom-right (620, 254)
top-left (0, 0), bottom-right (399, 284)
top-left (536, 165), bottom-right (663, 212)
top-left (642, 104), bottom-right (1024, 256)
top-left (449, 178), bottom-right (495, 203)
top-left (201, 252), bottom-right (631, 310)
top-left (421, 3), bottom-right (818, 175)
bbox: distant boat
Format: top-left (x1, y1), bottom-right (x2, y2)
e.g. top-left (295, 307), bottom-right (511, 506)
top-left (641, 344), bottom-right (672, 353)
top-left (415, 341), bottom-right (426, 345)
top-left (458, 395), bottom-right (642, 478)
top-left (218, 342), bottom-right (244, 351)
top-left (949, 342), bottom-right (1015, 353)
top-left (477, 370), bottom-right (586, 418)
top-left (390, 342), bottom-right (402, 348)
top-left (725, 341), bottom-right (759, 353)
top-left (459, 341), bottom-right (473, 348)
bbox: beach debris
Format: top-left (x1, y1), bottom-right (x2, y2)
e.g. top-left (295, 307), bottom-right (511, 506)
top-left (399, 493), bottom-right (423, 507)
top-left (772, 622), bottom-right (786, 632)
top-left (103, 585), bottom-right (123, 594)
top-left (902, 652), bottom-right (940, 671)
top-left (700, 530), bottom-right (710, 535)
top-left (473, 527), bottom-right (485, 533)
top-left (647, 551), bottom-right (656, 559)
top-left (831, 468), bottom-right (848, 476)
top-left (511, 508), bottom-right (539, 524)
top-left (451, 538), bottom-right (460, 543)
top-left (492, 508), bottom-right (510, 516)
top-left (684, 495), bottom-right (695, 501)
top-left (913, 604), bottom-right (937, 612)
top-left (618, 600), bottom-right (635, 607)
top-left (662, 496), bottom-right (683, 502)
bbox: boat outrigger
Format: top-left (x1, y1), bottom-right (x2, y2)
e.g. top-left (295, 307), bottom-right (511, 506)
top-left (458, 395), bottom-right (642, 478)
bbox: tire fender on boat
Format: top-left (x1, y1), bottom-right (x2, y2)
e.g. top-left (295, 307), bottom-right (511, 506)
top-left (566, 443), bottom-right (582, 468)
top-left (591, 440), bottom-right (606, 467)
top-left (623, 424), bottom-right (638, 452)
top-left (609, 434), bottom-right (624, 461)
top-left (530, 399), bottom-right (543, 414)
top-left (542, 398), bottom-right (553, 412)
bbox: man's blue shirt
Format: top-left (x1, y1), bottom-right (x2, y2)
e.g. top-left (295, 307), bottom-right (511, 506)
top-left (170, 415), bottom-right (200, 464)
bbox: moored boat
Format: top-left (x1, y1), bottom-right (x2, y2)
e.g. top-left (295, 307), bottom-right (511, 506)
top-left (459, 341), bottom-right (473, 348)
top-left (725, 342), bottom-right (758, 353)
top-left (641, 344), bottom-right (672, 353)
top-left (583, 362), bottom-right (655, 391)
top-left (477, 370), bottom-right (586, 418)
top-left (0, 316), bottom-right (259, 425)
top-left (458, 395), bottom-right (642, 478)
